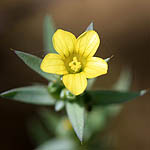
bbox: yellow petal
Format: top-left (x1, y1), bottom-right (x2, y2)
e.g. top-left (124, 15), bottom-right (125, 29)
top-left (40, 53), bottom-right (68, 75)
top-left (52, 29), bottom-right (76, 57)
top-left (76, 30), bottom-right (100, 58)
top-left (62, 72), bottom-right (87, 95)
top-left (84, 57), bottom-right (108, 78)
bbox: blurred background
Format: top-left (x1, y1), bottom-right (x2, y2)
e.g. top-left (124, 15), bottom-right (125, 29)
top-left (0, 0), bottom-right (150, 149)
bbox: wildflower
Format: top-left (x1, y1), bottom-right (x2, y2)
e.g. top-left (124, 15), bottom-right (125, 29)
top-left (40, 29), bottom-right (108, 95)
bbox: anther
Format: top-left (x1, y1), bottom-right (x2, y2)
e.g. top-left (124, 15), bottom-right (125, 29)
top-left (69, 57), bottom-right (81, 73)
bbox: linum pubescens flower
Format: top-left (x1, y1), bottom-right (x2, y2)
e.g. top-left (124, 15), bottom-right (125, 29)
top-left (40, 29), bottom-right (108, 95)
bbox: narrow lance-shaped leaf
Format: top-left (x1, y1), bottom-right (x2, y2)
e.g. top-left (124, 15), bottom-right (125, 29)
top-left (0, 85), bottom-right (55, 105)
top-left (43, 15), bottom-right (56, 54)
top-left (66, 100), bottom-right (85, 142)
top-left (14, 50), bottom-right (57, 81)
top-left (38, 109), bottom-right (60, 133)
top-left (84, 108), bottom-right (107, 140)
top-left (105, 55), bottom-right (114, 62)
top-left (36, 138), bottom-right (77, 150)
top-left (112, 67), bottom-right (132, 91)
top-left (27, 118), bottom-right (50, 145)
top-left (86, 22), bottom-right (94, 31)
top-left (87, 89), bottom-right (147, 106)
top-left (87, 78), bottom-right (96, 90)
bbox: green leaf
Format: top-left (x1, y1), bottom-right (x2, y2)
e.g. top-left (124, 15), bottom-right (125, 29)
top-left (85, 108), bottom-right (107, 140)
top-left (105, 104), bottom-right (123, 117)
top-left (55, 101), bottom-right (65, 111)
top-left (43, 15), bottom-right (56, 54)
top-left (66, 100), bottom-right (85, 142)
top-left (38, 109), bottom-right (60, 134)
top-left (87, 78), bottom-right (96, 90)
top-left (39, 109), bottom-right (73, 137)
top-left (86, 22), bottom-right (93, 31)
top-left (112, 67), bottom-right (132, 91)
top-left (104, 55), bottom-right (114, 62)
top-left (27, 118), bottom-right (50, 145)
top-left (36, 138), bottom-right (77, 150)
top-left (14, 50), bottom-right (57, 81)
top-left (87, 90), bottom-right (147, 106)
top-left (0, 85), bottom-right (55, 105)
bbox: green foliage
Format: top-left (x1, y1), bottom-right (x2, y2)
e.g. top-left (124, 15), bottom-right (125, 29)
top-left (38, 109), bottom-right (60, 134)
top-left (104, 55), bottom-right (114, 63)
top-left (66, 99), bottom-right (85, 142)
top-left (85, 108), bottom-right (107, 140)
top-left (0, 85), bottom-right (55, 105)
top-left (55, 101), bottom-right (65, 111)
top-left (34, 109), bottom-right (73, 138)
top-left (43, 15), bottom-right (56, 54)
top-left (112, 67), bottom-right (132, 91)
top-left (14, 50), bottom-right (57, 81)
top-left (86, 22), bottom-right (93, 31)
top-left (36, 138), bottom-right (77, 150)
top-left (87, 78), bottom-right (96, 90)
top-left (0, 20), bottom-right (148, 147)
top-left (87, 89), bottom-right (147, 106)
top-left (27, 118), bottom-right (50, 145)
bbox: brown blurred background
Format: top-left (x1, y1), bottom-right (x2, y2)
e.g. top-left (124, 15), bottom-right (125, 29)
top-left (0, 0), bottom-right (150, 149)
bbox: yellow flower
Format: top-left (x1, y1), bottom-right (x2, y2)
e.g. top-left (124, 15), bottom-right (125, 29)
top-left (40, 29), bottom-right (108, 95)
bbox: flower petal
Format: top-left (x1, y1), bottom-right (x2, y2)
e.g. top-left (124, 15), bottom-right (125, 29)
top-left (40, 53), bottom-right (68, 75)
top-left (62, 72), bottom-right (87, 95)
top-left (76, 30), bottom-right (100, 58)
top-left (52, 29), bottom-right (76, 57)
top-left (84, 57), bottom-right (108, 78)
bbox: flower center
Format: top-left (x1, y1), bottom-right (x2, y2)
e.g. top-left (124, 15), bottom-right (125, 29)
top-left (69, 57), bottom-right (81, 73)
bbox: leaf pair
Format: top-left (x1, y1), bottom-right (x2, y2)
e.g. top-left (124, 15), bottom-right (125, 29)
top-left (0, 73), bottom-right (148, 143)
top-left (0, 85), bottom-right (55, 105)
top-left (65, 88), bottom-right (147, 142)
top-left (0, 18), bottom-right (149, 143)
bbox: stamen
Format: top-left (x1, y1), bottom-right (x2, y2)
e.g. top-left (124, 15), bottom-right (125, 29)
top-left (69, 57), bottom-right (81, 73)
